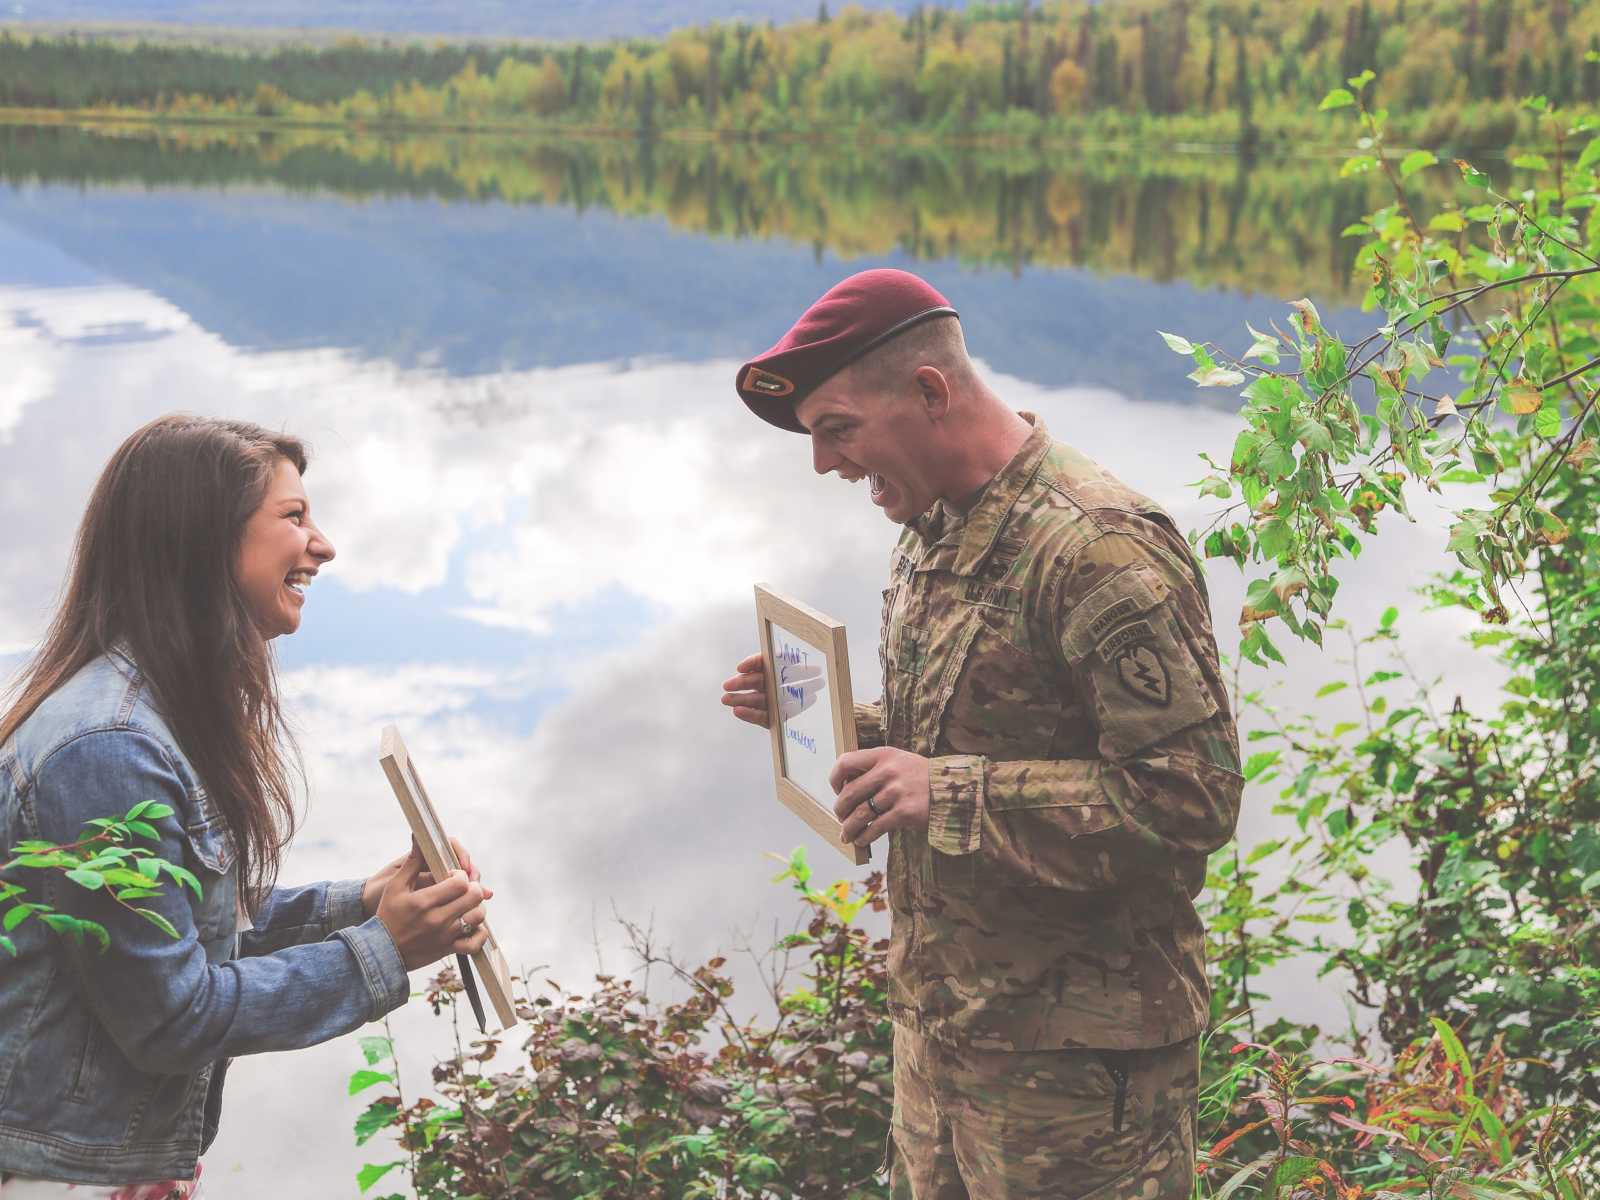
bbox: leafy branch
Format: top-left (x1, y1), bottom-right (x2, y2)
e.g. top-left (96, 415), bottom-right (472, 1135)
top-left (1, 800), bottom-right (198, 958)
top-left (1177, 72), bottom-right (1600, 664)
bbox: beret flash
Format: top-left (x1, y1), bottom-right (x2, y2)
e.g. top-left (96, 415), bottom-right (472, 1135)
top-left (736, 268), bottom-right (958, 433)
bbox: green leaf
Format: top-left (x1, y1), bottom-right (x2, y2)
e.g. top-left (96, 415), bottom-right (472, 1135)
top-left (3, 904), bottom-right (34, 932)
top-left (1400, 149), bottom-right (1437, 178)
top-left (1381, 605), bottom-right (1399, 629)
top-left (13, 853), bottom-right (76, 870)
top-left (1295, 417), bottom-right (1334, 454)
top-left (349, 1069), bottom-right (394, 1096)
top-left (137, 803), bottom-right (175, 821)
top-left (1315, 681), bottom-right (1348, 698)
top-left (360, 1035), bottom-right (395, 1066)
top-left (1535, 400), bottom-right (1562, 439)
top-left (1339, 154), bottom-right (1378, 178)
top-left (134, 908), bottom-right (179, 940)
top-left (160, 862), bottom-right (203, 899)
top-left (1318, 88), bottom-right (1354, 110)
top-left (1430, 1017), bottom-right (1475, 1096)
top-left (357, 1161), bottom-right (404, 1194)
top-left (1243, 751), bottom-right (1281, 782)
top-left (1261, 443), bottom-right (1297, 481)
top-left (1578, 135), bottom-right (1600, 173)
top-left (1456, 159), bottom-right (1493, 189)
top-left (1347, 69), bottom-right (1375, 91)
top-left (0, 934), bottom-right (13, 957)
top-left (1215, 1151), bottom-right (1275, 1200)
top-left (125, 820), bottom-right (160, 841)
top-left (1428, 211), bottom-right (1466, 233)
top-left (1158, 330), bottom-right (1194, 355)
top-left (1263, 1155), bottom-right (1322, 1197)
top-left (1511, 153), bottom-right (1549, 171)
top-left (65, 868), bottom-right (105, 891)
top-left (354, 1098), bottom-right (401, 1146)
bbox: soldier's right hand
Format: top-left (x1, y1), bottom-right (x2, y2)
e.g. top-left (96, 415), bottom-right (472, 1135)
top-left (375, 844), bottom-right (490, 970)
top-left (720, 651), bottom-right (770, 728)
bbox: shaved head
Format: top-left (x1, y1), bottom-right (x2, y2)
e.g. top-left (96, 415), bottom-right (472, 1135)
top-left (842, 315), bottom-right (973, 401)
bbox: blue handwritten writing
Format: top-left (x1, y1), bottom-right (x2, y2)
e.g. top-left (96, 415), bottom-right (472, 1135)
top-left (778, 641), bottom-right (812, 707)
top-left (787, 726), bottom-right (817, 754)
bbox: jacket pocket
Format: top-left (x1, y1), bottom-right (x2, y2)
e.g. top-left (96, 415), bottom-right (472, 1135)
top-left (182, 810), bottom-right (238, 949)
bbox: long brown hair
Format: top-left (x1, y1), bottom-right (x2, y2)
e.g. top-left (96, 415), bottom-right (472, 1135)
top-left (0, 414), bottom-right (309, 909)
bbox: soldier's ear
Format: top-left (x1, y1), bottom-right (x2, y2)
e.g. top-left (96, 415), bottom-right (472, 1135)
top-left (914, 365), bottom-right (951, 422)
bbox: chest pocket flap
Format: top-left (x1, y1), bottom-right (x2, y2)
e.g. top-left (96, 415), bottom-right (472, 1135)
top-left (1060, 563), bottom-right (1217, 757)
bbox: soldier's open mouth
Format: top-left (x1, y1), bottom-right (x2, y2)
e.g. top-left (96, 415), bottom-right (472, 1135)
top-left (869, 473), bottom-right (886, 499)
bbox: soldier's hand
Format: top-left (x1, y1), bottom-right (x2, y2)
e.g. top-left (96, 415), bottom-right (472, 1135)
top-left (721, 652), bottom-right (770, 728)
top-left (830, 747), bottom-right (931, 846)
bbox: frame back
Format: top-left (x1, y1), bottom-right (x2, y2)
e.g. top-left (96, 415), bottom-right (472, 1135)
top-left (379, 725), bottom-right (519, 1032)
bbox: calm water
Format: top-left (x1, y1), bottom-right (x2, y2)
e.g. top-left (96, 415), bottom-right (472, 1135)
top-left (0, 126), bottom-right (1502, 1196)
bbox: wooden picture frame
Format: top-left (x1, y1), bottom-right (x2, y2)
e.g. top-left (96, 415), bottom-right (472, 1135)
top-left (378, 725), bottom-right (518, 1032)
top-left (754, 584), bottom-right (870, 867)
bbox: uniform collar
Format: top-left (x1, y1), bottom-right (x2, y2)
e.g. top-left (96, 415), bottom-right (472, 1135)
top-left (909, 413), bottom-right (1051, 576)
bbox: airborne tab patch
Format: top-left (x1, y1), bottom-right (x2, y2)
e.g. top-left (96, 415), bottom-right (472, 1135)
top-left (1096, 619), bottom-right (1158, 663)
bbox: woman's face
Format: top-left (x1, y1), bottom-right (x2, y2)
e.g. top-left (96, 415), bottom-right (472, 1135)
top-left (235, 457), bottom-right (336, 639)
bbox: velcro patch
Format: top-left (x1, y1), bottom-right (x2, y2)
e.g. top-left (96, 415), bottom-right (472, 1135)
top-left (1096, 619), bottom-right (1158, 663)
top-left (964, 580), bottom-right (1022, 611)
top-left (1088, 597), bottom-right (1145, 643)
top-left (1113, 643), bottom-right (1171, 707)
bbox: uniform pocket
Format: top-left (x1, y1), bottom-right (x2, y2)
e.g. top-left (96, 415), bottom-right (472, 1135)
top-left (1059, 565), bottom-right (1218, 758)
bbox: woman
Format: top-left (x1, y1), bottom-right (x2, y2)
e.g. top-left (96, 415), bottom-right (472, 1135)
top-left (0, 415), bottom-right (492, 1196)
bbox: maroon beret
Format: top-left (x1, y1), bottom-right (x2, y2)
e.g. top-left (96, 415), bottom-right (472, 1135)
top-left (736, 268), bottom-right (958, 433)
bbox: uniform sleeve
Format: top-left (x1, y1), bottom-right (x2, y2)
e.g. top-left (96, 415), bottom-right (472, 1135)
top-left (33, 731), bottom-right (411, 1074)
top-left (239, 878), bottom-right (369, 956)
top-left (854, 700), bottom-right (885, 750)
top-left (924, 532), bottom-right (1243, 891)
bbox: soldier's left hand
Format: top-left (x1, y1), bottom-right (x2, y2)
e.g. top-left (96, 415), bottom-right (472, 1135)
top-left (830, 747), bottom-right (931, 846)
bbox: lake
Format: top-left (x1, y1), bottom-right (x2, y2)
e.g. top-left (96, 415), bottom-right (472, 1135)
top-left (0, 122), bottom-right (1504, 1196)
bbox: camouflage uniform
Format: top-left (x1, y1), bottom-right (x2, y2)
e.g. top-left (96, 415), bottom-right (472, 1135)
top-left (855, 415), bottom-right (1242, 1199)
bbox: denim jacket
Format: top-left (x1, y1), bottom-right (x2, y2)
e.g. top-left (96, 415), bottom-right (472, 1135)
top-left (0, 650), bottom-right (410, 1185)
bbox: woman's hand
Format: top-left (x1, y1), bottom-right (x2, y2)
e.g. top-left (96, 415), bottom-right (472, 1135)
top-left (720, 651), bottom-right (771, 728)
top-left (373, 843), bottom-right (492, 970)
top-left (363, 836), bottom-right (491, 918)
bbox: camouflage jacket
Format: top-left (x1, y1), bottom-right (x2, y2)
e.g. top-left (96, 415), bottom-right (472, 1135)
top-left (854, 415), bottom-right (1242, 1052)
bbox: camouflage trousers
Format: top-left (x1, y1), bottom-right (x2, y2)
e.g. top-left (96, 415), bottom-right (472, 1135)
top-left (887, 1025), bottom-right (1199, 1200)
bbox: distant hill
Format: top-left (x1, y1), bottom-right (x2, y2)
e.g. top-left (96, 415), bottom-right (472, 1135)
top-left (1, 0), bottom-right (922, 41)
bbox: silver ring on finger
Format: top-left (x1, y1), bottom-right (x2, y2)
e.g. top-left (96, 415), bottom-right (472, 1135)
top-left (458, 917), bottom-right (473, 937)
top-left (865, 794), bottom-right (882, 818)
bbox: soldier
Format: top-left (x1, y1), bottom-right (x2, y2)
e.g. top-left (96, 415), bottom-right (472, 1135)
top-left (720, 269), bottom-right (1244, 1199)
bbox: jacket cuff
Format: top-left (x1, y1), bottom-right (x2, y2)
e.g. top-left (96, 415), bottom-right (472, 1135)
top-left (325, 878), bottom-right (369, 934)
top-left (335, 917), bottom-right (411, 1020)
top-left (927, 754), bottom-right (985, 856)
top-left (853, 701), bottom-right (885, 749)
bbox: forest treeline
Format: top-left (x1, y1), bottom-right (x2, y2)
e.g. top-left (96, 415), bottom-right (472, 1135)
top-left (3, 0), bottom-right (1600, 147)
top-left (1, 121), bottom-right (1495, 299)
